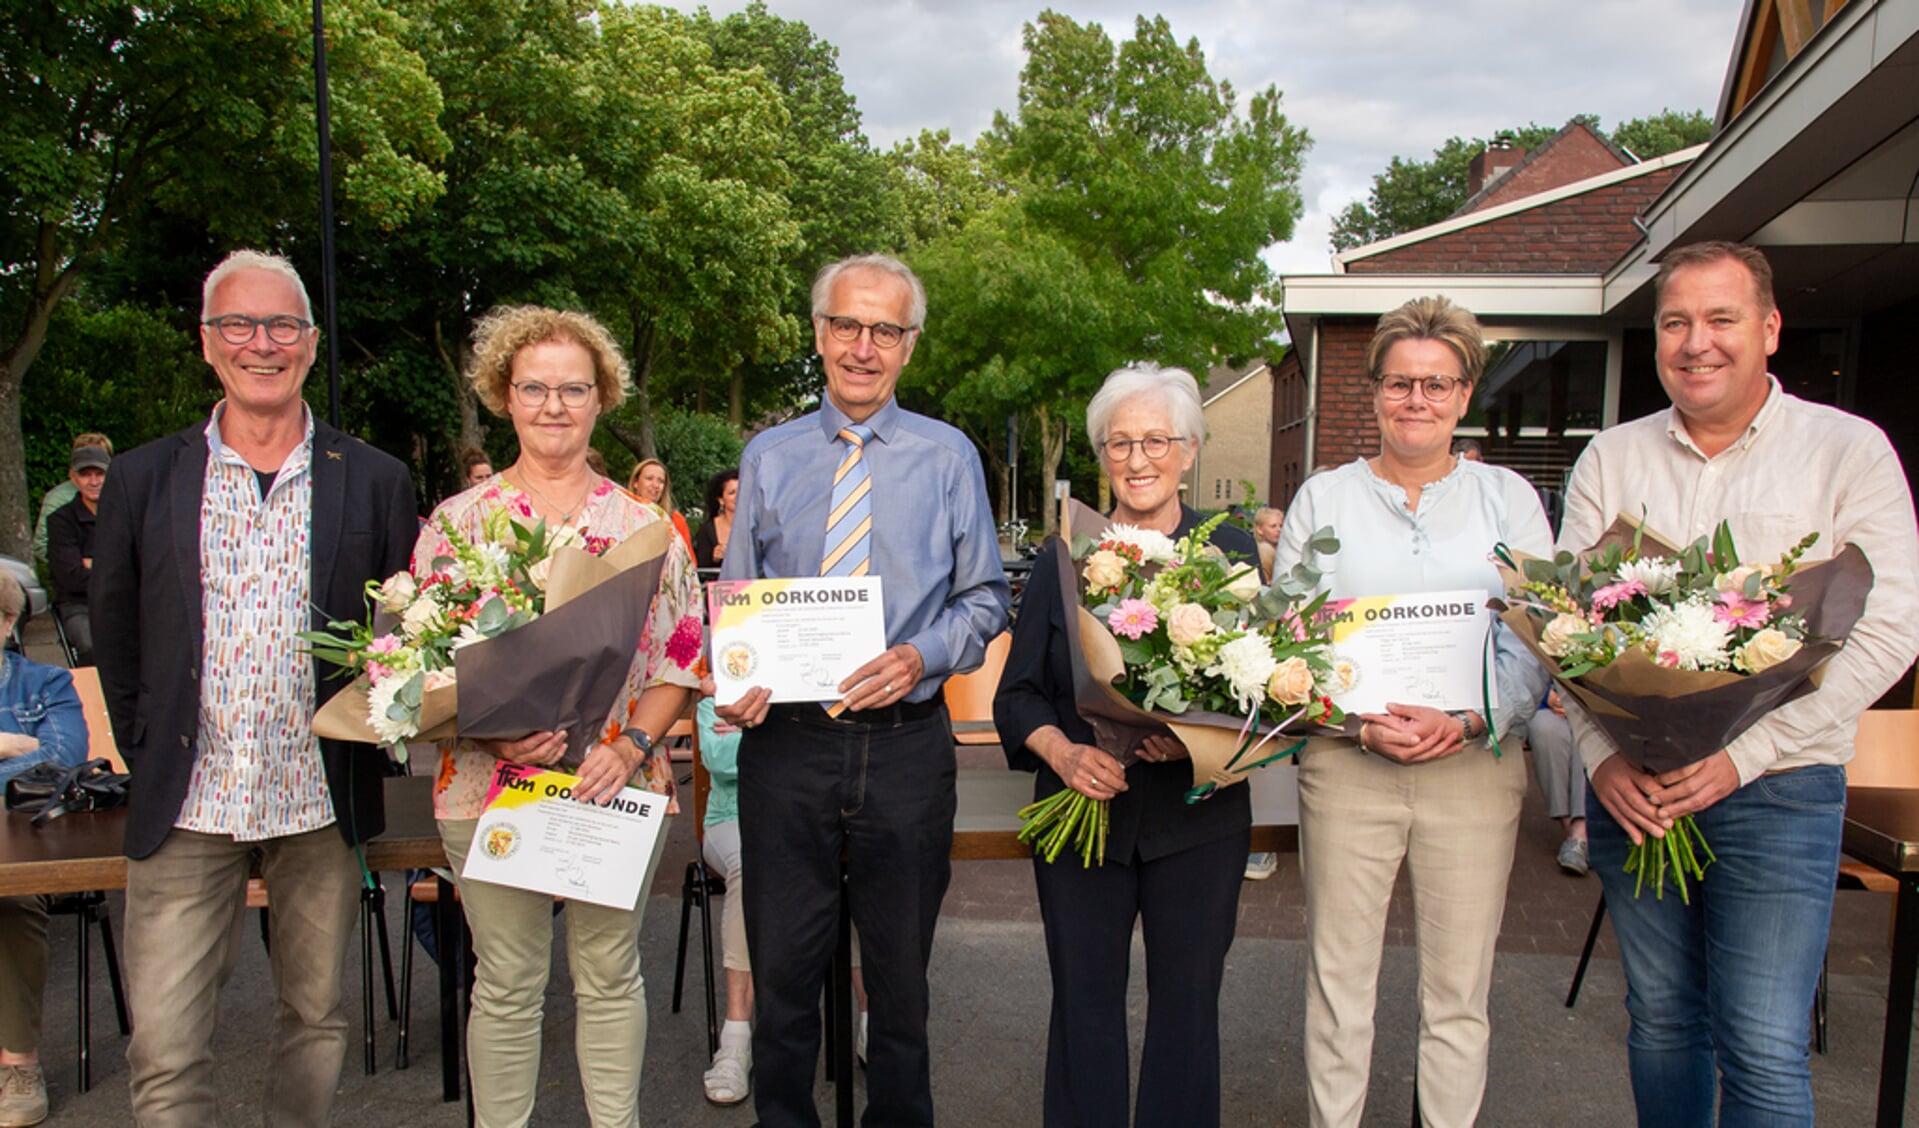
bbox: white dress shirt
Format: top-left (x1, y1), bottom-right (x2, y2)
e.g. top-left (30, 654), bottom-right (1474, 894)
top-left (1558, 378), bottom-right (1919, 784)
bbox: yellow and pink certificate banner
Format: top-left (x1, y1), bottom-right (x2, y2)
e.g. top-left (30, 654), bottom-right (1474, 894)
top-left (705, 577), bottom-right (886, 706)
top-left (1319, 589), bottom-right (1497, 716)
top-left (462, 761), bottom-right (668, 909)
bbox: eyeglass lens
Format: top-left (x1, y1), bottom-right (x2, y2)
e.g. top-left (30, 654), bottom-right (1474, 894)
top-left (825, 317), bottom-right (907, 348)
top-left (208, 315), bottom-right (309, 346)
top-left (1103, 436), bottom-right (1175, 460)
top-left (513, 382), bottom-right (595, 408)
top-left (1379, 376), bottom-right (1461, 400)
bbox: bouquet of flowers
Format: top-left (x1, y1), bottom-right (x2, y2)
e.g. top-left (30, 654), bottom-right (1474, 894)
top-left (306, 508), bottom-right (669, 765)
top-left (1497, 515), bottom-right (1872, 900)
top-left (1018, 500), bottom-right (1349, 866)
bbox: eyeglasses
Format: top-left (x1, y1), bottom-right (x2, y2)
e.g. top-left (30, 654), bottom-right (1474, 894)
top-left (820, 316), bottom-right (913, 349)
top-left (1099, 435), bottom-right (1185, 462)
top-left (512, 381), bottom-right (596, 409)
top-left (203, 314), bottom-right (312, 347)
top-left (1375, 374), bottom-right (1467, 401)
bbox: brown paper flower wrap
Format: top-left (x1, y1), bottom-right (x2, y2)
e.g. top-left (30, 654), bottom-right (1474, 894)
top-left (1494, 513), bottom-right (1873, 898)
top-left (312, 522), bottom-right (670, 767)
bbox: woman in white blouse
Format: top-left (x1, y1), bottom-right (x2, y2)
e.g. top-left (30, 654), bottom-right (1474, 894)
top-left (1276, 296), bottom-right (1551, 1127)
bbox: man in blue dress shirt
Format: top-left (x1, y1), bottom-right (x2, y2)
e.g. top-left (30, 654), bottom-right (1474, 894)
top-left (718, 253), bottom-right (1009, 1126)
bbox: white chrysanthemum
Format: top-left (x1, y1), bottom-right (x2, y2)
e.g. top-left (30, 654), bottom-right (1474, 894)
top-left (1641, 598), bottom-right (1734, 670)
top-left (1100, 524), bottom-right (1178, 565)
top-left (452, 623), bottom-right (490, 650)
top-left (1208, 633), bottom-right (1279, 710)
top-left (470, 540), bottom-right (513, 586)
top-left (366, 670), bottom-right (417, 745)
top-left (1617, 557), bottom-right (1680, 595)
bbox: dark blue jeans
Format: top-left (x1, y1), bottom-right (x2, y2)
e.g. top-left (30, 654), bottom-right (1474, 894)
top-left (1588, 764), bottom-right (1844, 1127)
top-left (740, 704), bottom-right (956, 1128)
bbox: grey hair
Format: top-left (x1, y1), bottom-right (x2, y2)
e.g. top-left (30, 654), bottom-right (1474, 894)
top-left (0, 571), bottom-right (22, 620)
top-left (1085, 362), bottom-right (1207, 450)
top-left (202, 249), bottom-right (314, 322)
top-left (810, 254), bottom-right (927, 329)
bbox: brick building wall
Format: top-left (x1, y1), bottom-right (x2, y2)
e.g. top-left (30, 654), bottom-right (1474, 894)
top-left (1345, 164), bottom-right (1684, 275)
top-left (1309, 321), bottom-right (1379, 471)
top-left (1466, 124), bottom-right (1630, 214)
top-left (1269, 351), bottom-right (1308, 508)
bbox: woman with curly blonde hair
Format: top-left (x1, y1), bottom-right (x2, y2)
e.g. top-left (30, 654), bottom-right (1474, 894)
top-left (425, 305), bottom-right (703, 1126)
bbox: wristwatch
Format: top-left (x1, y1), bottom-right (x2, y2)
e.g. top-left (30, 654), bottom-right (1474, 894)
top-left (620, 727), bottom-right (655, 757)
top-left (1446, 710), bottom-right (1483, 741)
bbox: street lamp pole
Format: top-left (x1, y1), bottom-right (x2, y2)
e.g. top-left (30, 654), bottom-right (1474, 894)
top-left (311, 0), bottom-right (342, 428)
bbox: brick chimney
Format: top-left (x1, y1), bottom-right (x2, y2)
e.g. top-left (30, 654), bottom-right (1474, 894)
top-left (1468, 139), bottom-right (1525, 197)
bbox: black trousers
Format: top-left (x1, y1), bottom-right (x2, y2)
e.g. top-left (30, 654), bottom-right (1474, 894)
top-left (740, 703), bottom-right (956, 1128)
top-left (1031, 826), bottom-right (1249, 1128)
top-left (55, 602), bottom-right (92, 666)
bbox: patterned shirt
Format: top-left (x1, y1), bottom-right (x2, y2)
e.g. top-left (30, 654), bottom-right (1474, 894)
top-left (177, 405), bottom-right (334, 839)
top-left (418, 476), bottom-right (705, 821)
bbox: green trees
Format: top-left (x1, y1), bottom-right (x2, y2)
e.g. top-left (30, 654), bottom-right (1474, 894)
top-left (1330, 111), bottom-right (1715, 251)
top-left (0, 0), bottom-right (446, 554)
top-left (905, 12), bottom-right (1308, 532)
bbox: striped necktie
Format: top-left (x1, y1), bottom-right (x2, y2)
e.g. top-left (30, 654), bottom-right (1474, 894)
top-left (821, 424), bottom-right (874, 577)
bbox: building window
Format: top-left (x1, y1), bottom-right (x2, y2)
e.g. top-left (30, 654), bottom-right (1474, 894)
top-left (1461, 337), bottom-right (1610, 495)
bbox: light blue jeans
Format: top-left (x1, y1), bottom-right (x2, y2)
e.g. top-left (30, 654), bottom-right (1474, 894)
top-left (1588, 764), bottom-right (1844, 1127)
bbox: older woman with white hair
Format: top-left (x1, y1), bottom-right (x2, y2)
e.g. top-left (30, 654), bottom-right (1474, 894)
top-left (1277, 295), bottom-right (1551, 1127)
top-left (994, 362), bottom-right (1260, 1127)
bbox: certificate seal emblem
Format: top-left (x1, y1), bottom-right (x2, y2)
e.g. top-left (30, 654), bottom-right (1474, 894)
top-left (720, 642), bottom-right (757, 680)
top-left (482, 823), bottom-right (521, 860)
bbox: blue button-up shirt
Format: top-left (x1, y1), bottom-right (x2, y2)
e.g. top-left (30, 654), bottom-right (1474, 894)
top-left (722, 397), bottom-right (1010, 701)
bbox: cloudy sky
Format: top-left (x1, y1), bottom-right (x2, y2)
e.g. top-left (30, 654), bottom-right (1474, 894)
top-left (662, 0), bottom-right (1747, 276)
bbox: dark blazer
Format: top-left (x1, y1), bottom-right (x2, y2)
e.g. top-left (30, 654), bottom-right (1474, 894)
top-left (91, 418), bottom-right (418, 859)
top-left (994, 506), bottom-right (1258, 863)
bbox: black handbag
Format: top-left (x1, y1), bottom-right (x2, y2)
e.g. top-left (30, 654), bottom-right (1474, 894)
top-left (5, 758), bottom-right (130, 827)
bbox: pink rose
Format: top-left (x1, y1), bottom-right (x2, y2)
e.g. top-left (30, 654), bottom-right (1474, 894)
top-left (1166, 603), bottom-right (1214, 648)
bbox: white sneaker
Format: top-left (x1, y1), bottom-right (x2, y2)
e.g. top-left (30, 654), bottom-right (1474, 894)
top-left (704, 1044), bottom-right (752, 1105)
top-left (0, 1065), bottom-right (47, 1128)
top-left (1244, 852), bottom-right (1279, 881)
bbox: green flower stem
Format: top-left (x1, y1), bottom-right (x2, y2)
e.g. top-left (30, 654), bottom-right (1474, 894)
top-left (1621, 814), bottom-right (1714, 904)
top-left (1016, 788), bottom-right (1111, 868)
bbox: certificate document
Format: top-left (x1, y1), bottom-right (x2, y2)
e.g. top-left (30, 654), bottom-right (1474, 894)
top-left (461, 762), bottom-right (669, 910)
top-left (706, 576), bottom-right (887, 705)
top-left (1321, 590), bottom-right (1498, 716)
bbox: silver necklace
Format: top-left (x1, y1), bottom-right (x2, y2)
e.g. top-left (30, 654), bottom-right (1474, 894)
top-left (513, 469), bottom-right (595, 524)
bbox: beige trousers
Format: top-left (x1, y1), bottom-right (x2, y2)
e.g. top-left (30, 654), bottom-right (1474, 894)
top-left (124, 826), bottom-right (359, 1128)
top-left (1297, 741), bottom-right (1525, 1128)
top-left (441, 814), bottom-right (670, 1128)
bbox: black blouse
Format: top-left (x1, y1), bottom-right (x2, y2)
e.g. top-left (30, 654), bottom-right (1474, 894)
top-left (993, 505), bottom-right (1258, 864)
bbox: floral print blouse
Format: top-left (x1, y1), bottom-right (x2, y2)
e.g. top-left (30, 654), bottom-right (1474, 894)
top-left (414, 473), bottom-right (704, 821)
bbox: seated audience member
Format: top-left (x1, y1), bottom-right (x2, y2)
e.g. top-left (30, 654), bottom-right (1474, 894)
top-left (0, 571), bottom-right (89, 1128)
top-left (691, 468), bottom-right (738, 569)
top-left (585, 447), bottom-right (608, 477)
top-left (32, 432), bottom-right (112, 570)
top-left (1529, 689), bottom-right (1587, 875)
top-left (459, 446), bottom-right (495, 489)
top-left (46, 445), bottom-right (108, 665)
top-left (1453, 436), bottom-right (1484, 462)
top-left (1251, 505), bottom-right (1283, 582)
top-left (697, 684), bottom-right (753, 1104)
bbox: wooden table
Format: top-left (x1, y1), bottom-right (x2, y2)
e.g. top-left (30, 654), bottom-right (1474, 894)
top-left (1843, 786), bottom-right (1919, 1126)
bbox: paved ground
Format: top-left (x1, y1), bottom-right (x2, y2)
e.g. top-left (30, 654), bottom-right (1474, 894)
top-left (16, 617), bottom-right (1914, 1125)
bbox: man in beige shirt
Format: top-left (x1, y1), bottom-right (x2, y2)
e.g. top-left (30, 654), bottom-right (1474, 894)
top-left (1560, 240), bottom-right (1919, 1124)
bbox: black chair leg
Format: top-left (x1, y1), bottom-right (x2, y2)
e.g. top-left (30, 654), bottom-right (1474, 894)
top-left (97, 902), bottom-right (130, 1035)
top-left (698, 861), bottom-right (719, 1057)
top-left (397, 883), bottom-right (414, 1071)
top-left (673, 862), bottom-right (695, 1014)
top-left (1567, 892), bottom-right (1608, 1008)
top-left (75, 903), bottom-right (92, 1093)
top-left (372, 883), bottom-right (399, 1019)
top-left (361, 890), bottom-right (378, 1075)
